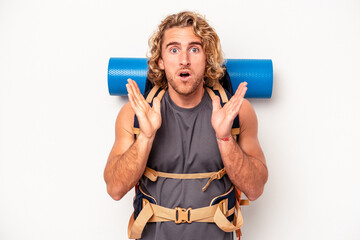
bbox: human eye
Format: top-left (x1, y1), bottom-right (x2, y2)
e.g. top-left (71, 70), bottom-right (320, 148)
top-left (170, 48), bottom-right (179, 53)
top-left (190, 47), bottom-right (199, 53)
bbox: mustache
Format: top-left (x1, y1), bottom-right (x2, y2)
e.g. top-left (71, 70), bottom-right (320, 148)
top-left (178, 66), bottom-right (193, 71)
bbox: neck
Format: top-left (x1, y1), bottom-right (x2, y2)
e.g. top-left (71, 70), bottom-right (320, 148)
top-left (168, 86), bottom-right (205, 108)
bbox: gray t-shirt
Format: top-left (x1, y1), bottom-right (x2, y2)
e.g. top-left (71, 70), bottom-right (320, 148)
top-left (139, 90), bottom-right (233, 240)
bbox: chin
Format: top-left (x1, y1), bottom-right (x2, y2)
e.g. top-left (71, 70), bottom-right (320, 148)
top-left (168, 75), bottom-right (203, 96)
top-left (174, 84), bottom-right (202, 96)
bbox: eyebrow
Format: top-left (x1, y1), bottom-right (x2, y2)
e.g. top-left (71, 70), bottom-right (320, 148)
top-left (165, 41), bottom-right (202, 49)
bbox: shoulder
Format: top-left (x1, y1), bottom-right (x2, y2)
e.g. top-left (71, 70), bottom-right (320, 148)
top-left (239, 99), bottom-right (258, 135)
top-left (115, 102), bottom-right (135, 138)
top-left (240, 99), bottom-right (257, 120)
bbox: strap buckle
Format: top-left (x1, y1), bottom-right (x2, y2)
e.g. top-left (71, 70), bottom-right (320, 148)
top-left (216, 168), bottom-right (226, 179)
top-left (174, 207), bottom-right (192, 224)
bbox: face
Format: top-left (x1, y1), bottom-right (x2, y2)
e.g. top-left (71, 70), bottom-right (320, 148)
top-left (158, 26), bottom-right (206, 97)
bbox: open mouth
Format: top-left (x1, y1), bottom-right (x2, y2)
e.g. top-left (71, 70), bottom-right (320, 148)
top-left (180, 73), bottom-right (190, 77)
top-left (179, 71), bottom-right (191, 79)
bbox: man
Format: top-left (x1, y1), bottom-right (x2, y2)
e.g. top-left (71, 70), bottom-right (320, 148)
top-left (104, 11), bottom-right (268, 239)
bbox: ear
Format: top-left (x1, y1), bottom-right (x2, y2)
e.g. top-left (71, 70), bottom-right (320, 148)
top-left (158, 58), bottom-right (164, 70)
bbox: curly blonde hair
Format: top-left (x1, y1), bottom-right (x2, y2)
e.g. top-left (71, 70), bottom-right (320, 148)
top-left (147, 11), bottom-right (225, 89)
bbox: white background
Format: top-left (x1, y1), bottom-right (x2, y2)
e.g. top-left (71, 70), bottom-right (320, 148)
top-left (1, 0), bottom-right (360, 239)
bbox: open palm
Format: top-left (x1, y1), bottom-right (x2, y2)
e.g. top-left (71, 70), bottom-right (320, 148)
top-left (126, 79), bottom-right (161, 139)
top-left (211, 82), bottom-right (247, 138)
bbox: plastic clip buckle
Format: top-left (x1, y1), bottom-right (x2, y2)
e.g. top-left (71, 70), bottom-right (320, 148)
top-left (174, 207), bottom-right (192, 224)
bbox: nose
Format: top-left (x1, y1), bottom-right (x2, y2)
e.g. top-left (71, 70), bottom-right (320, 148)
top-left (180, 51), bottom-right (190, 67)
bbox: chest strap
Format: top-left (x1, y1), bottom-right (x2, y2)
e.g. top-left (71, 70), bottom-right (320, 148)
top-left (143, 167), bottom-right (227, 192)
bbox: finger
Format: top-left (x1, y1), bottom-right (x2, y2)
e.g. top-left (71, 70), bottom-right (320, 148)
top-left (230, 82), bottom-right (248, 104)
top-left (225, 103), bottom-right (240, 120)
top-left (234, 81), bottom-right (247, 96)
top-left (227, 90), bottom-right (241, 108)
top-left (127, 87), bottom-right (138, 111)
top-left (152, 97), bottom-right (161, 114)
top-left (127, 83), bottom-right (141, 112)
top-left (226, 86), bottom-right (247, 115)
top-left (240, 86), bottom-right (248, 98)
top-left (230, 82), bottom-right (246, 103)
top-left (212, 95), bottom-right (221, 112)
top-left (128, 79), bottom-right (148, 110)
top-left (126, 79), bottom-right (137, 99)
top-left (234, 86), bottom-right (248, 111)
top-left (128, 79), bottom-right (140, 98)
top-left (127, 79), bottom-right (141, 97)
top-left (126, 82), bottom-right (134, 101)
top-left (238, 87), bottom-right (248, 111)
top-left (129, 79), bottom-right (142, 96)
top-left (126, 82), bottom-right (146, 115)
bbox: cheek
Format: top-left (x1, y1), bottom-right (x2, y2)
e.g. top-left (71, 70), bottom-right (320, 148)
top-left (197, 57), bottom-right (206, 72)
top-left (167, 56), bottom-right (178, 65)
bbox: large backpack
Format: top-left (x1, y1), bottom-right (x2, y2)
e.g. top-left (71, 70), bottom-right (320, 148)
top-left (129, 69), bottom-right (247, 239)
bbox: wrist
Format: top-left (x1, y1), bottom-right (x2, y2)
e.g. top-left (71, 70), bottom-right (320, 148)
top-left (216, 135), bottom-right (232, 141)
top-left (137, 132), bottom-right (156, 144)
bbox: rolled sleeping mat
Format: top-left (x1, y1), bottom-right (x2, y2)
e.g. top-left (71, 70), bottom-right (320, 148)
top-left (108, 58), bottom-right (273, 98)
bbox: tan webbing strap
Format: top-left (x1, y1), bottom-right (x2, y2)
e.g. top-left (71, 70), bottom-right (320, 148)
top-left (143, 167), bottom-right (227, 191)
top-left (212, 81), bottom-right (229, 103)
top-left (240, 199), bottom-right (250, 206)
top-left (231, 128), bottom-right (240, 136)
top-left (145, 85), bottom-right (166, 103)
top-left (145, 85), bottom-right (160, 103)
top-left (201, 168), bottom-right (226, 192)
top-left (143, 167), bottom-right (219, 181)
top-left (128, 203), bottom-right (154, 239)
top-left (156, 89), bottom-right (166, 101)
top-left (234, 188), bottom-right (248, 237)
top-left (214, 200), bottom-right (243, 232)
top-left (205, 87), bottom-right (216, 100)
top-left (143, 167), bottom-right (158, 181)
top-left (206, 85), bottom-right (228, 103)
top-left (149, 203), bottom-right (226, 223)
top-left (133, 127), bottom-right (140, 137)
top-left (128, 201), bottom-right (238, 239)
top-left (231, 128), bottom-right (240, 140)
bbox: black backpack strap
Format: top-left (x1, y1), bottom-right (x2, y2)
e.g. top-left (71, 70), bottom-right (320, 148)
top-left (218, 68), bottom-right (234, 95)
top-left (144, 77), bottom-right (154, 94)
top-left (206, 81), bottom-right (240, 140)
top-left (133, 85), bottom-right (166, 138)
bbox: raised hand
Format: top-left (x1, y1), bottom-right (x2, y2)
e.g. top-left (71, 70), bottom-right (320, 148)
top-left (126, 79), bottom-right (161, 140)
top-left (211, 82), bottom-right (248, 139)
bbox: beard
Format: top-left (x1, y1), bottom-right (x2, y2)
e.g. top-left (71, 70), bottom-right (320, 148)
top-left (166, 72), bottom-right (204, 96)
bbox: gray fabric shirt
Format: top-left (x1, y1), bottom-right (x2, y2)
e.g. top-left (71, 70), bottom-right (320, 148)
top-left (139, 90), bottom-right (233, 240)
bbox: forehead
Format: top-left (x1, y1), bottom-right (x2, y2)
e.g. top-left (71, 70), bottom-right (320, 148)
top-left (162, 26), bottom-right (202, 47)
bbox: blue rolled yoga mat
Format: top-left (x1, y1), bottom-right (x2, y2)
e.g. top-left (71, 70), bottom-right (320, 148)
top-left (108, 58), bottom-right (273, 98)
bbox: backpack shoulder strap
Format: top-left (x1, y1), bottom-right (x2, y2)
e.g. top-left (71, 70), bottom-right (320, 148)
top-left (206, 81), bottom-right (240, 140)
top-left (133, 85), bottom-right (166, 138)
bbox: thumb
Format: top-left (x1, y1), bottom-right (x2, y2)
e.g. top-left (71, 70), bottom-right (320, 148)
top-left (212, 95), bottom-right (221, 112)
top-left (152, 97), bottom-right (161, 114)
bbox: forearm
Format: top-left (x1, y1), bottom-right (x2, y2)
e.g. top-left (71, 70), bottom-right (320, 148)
top-left (217, 138), bottom-right (268, 201)
top-left (104, 134), bottom-right (154, 200)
